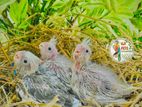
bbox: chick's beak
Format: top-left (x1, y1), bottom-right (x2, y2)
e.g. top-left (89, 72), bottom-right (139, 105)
top-left (74, 50), bottom-right (81, 59)
top-left (16, 54), bottom-right (20, 59)
top-left (14, 53), bottom-right (21, 61)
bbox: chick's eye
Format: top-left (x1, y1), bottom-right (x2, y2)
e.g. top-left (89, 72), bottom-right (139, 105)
top-left (48, 47), bottom-right (51, 51)
top-left (86, 49), bottom-right (89, 53)
top-left (23, 60), bottom-right (27, 63)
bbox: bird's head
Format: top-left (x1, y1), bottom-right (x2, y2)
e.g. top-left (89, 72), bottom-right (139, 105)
top-left (73, 38), bottom-right (91, 70)
top-left (14, 51), bottom-right (42, 76)
top-left (39, 37), bottom-right (58, 61)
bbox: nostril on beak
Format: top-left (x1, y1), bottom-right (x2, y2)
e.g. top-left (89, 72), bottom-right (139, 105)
top-left (76, 50), bottom-right (80, 53)
top-left (15, 54), bottom-right (20, 59)
top-left (74, 53), bottom-right (80, 60)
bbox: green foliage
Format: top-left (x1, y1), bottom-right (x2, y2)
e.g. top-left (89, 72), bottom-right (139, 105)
top-left (0, 0), bottom-right (141, 47)
top-left (131, 9), bottom-right (142, 30)
top-left (0, 0), bottom-right (16, 14)
top-left (9, 0), bottom-right (28, 29)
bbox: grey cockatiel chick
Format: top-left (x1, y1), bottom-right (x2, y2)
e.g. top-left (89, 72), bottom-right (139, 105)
top-left (39, 37), bottom-right (81, 107)
top-left (71, 38), bottom-right (135, 105)
top-left (14, 50), bottom-right (74, 107)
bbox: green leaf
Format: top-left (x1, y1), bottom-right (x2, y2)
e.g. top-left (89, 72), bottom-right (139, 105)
top-left (118, 0), bottom-right (141, 12)
top-left (131, 18), bottom-right (142, 30)
top-left (0, 0), bottom-right (16, 14)
top-left (0, 19), bottom-right (8, 30)
top-left (56, 0), bottom-right (75, 15)
top-left (102, 0), bottom-right (141, 18)
top-left (117, 0), bottom-right (141, 18)
top-left (51, 0), bottom-right (64, 9)
top-left (9, 0), bottom-right (28, 28)
top-left (133, 37), bottom-right (137, 42)
top-left (138, 37), bottom-right (142, 42)
top-left (0, 29), bottom-right (9, 44)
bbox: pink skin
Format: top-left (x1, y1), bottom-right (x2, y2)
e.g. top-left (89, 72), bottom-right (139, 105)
top-left (73, 44), bottom-right (91, 72)
top-left (14, 51), bottom-right (24, 64)
top-left (73, 45), bottom-right (83, 70)
top-left (39, 42), bottom-right (58, 61)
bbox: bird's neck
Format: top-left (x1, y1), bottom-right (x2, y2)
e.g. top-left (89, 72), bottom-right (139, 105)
top-left (17, 65), bottom-right (37, 77)
top-left (48, 53), bottom-right (58, 61)
top-left (74, 61), bottom-right (86, 72)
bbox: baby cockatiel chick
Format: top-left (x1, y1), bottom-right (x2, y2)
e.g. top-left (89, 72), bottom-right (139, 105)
top-left (14, 50), bottom-right (73, 107)
top-left (39, 37), bottom-right (72, 87)
top-left (14, 51), bottom-right (42, 77)
top-left (71, 38), bottom-right (135, 105)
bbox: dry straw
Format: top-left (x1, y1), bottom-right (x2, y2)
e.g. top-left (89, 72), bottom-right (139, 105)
top-left (0, 24), bottom-right (142, 107)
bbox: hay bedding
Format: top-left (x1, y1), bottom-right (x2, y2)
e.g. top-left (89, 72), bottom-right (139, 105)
top-left (0, 24), bottom-right (142, 107)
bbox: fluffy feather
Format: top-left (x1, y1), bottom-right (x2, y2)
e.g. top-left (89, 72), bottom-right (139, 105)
top-left (14, 50), bottom-right (74, 107)
top-left (71, 39), bottom-right (135, 105)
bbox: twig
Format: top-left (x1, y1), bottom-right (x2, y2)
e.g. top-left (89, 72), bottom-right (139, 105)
top-left (130, 92), bottom-right (142, 107)
top-left (1, 86), bottom-right (9, 103)
top-left (0, 42), bottom-right (11, 64)
top-left (10, 98), bottom-right (38, 107)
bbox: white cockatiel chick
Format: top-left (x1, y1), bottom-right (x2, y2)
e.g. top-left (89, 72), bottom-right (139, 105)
top-left (39, 37), bottom-right (81, 107)
top-left (39, 37), bottom-right (72, 86)
top-left (71, 38), bottom-right (135, 105)
top-left (14, 51), bottom-right (42, 77)
top-left (14, 50), bottom-right (75, 107)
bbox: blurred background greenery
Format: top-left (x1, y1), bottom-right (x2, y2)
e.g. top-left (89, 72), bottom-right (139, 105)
top-left (0, 0), bottom-right (142, 49)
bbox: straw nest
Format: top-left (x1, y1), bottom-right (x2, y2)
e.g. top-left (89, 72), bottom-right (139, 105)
top-left (0, 24), bottom-right (142, 107)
